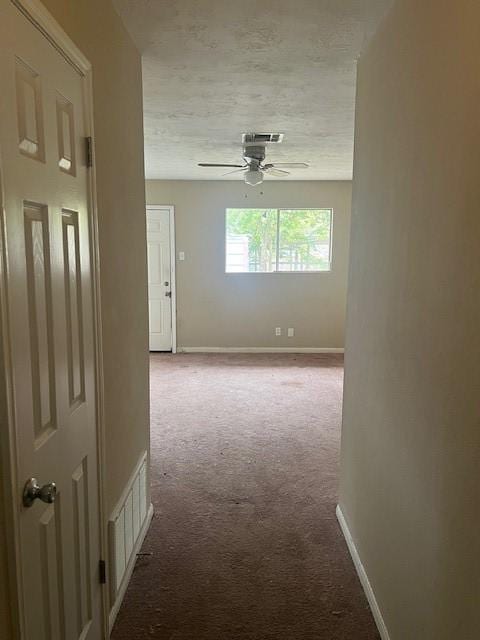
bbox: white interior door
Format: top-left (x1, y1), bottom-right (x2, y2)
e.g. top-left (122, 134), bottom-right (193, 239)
top-left (147, 207), bottom-right (173, 351)
top-left (0, 2), bottom-right (102, 639)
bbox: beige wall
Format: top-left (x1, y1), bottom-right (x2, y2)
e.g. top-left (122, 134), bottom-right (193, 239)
top-left (339, 1), bottom-right (480, 638)
top-left (0, 0), bottom-right (148, 632)
top-left (146, 180), bottom-right (351, 349)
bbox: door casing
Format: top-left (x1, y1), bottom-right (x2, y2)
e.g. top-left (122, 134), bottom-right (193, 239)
top-left (146, 205), bottom-right (177, 353)
top-left (0, 0), bottom-right (108, 637)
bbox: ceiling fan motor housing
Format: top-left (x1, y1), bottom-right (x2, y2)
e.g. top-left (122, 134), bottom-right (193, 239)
top-left (243, 144), bottom-right (266, 165)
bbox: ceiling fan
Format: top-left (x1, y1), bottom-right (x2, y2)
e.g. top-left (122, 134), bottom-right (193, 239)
top-left (198, 143), bottom-right (309, 186)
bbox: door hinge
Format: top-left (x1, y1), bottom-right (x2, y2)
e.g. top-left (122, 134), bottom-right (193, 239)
top-left (85, 136), bottom-right (93, 168)
top-left (99, 559), bottom-right (107, 584)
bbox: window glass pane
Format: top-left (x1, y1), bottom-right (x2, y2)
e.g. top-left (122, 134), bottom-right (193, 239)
top-left (278, 209), bottom-right (332, 272)
top-left (226, 209), bottom-right (278, 272)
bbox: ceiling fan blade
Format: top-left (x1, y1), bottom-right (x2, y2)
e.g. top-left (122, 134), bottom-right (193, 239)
top-left (268, 162), bottom-right (309, 169)
top-left (265, 168), bottom-right (290, 177)
top-left (198, 163), bottom-right (245, 168)
top-left (222, 167), bottom-right (247, 176)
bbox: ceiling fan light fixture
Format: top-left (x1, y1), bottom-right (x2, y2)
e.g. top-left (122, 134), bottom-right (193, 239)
top-left (244, 169), bottom-right (263, 186)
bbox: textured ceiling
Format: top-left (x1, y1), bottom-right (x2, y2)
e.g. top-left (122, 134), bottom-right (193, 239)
top-left (113, 0), bottom-right (391, 180)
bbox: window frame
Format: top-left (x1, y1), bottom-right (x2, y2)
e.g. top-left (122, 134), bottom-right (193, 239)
top-left (224, 207), bottom-right (334, 274)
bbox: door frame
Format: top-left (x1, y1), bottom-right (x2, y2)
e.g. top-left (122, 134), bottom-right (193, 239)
top-left (0, 1), bottom-right (108, 638)
top-left (146, 205), bottom-right (177, 353)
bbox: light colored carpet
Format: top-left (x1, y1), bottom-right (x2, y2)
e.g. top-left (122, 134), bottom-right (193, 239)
top-left (111, 353), bottom-right (380, 639)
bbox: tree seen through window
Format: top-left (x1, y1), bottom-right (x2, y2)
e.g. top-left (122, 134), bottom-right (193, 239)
top-left (225, 208), bottom-right (332, 273)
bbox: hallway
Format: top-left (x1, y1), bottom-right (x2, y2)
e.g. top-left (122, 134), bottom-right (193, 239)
top-left (111, 353), bottom-right (379, 639)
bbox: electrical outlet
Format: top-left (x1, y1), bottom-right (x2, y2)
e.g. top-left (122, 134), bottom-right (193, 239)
top-left (275, 327), bottom-right (282, 336)
top-left (288, 328), bottom-right (294, 337)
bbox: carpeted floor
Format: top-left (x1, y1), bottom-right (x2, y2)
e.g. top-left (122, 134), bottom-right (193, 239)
top-left (111, 353), bottom-right (380, 640)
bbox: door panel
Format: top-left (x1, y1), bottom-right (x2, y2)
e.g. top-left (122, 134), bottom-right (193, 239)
top-left (0, 1), bottom-right (102, 638)
top-left (62, 210), bottom-right (85, 409)
top-left (71, 458), bottom-right (92, 637)
top-left (24, 202), bottom-right (57, 441)
top-left (147, 208), bottom-right (172, 351)
top-left (15, 55), bottom-right (46, 161)
top-left (39, 502), bottom-right (65, 640)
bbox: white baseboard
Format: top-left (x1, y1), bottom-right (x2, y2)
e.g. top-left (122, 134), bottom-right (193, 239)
top-left (178, 346), bottom-right (344, 354)
top-left (336, 505), bottom-right (391, 640)
top-left (109, 503), bottom-right (154, 632)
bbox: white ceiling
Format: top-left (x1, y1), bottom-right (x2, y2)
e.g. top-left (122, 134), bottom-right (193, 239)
top-left (113, 0), bottom-right (391, 180)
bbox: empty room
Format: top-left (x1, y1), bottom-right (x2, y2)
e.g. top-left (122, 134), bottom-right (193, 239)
top-left (1, 1), bottom-right (479, 640)
top-left (109, 2), bottom-right (378, 638)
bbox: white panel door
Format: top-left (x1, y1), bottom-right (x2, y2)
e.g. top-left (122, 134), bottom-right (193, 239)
top-left (0, 2), bottom-right (102, 639)
top-left (147, 208), bottom-right (173, 351)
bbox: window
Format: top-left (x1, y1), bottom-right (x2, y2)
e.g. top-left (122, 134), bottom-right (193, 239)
top-left (225, 208), bottom-right (333, 273)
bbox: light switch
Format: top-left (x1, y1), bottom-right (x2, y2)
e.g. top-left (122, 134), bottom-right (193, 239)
top-left (178, 251), bottom-right (185, 261)
top-left (288, 328), bottom-right (294, 337)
